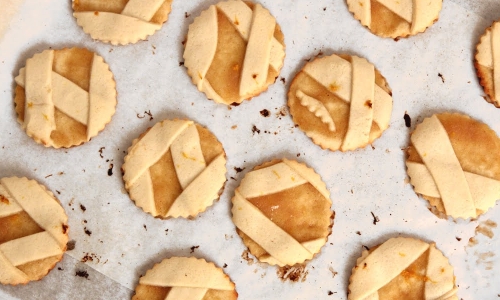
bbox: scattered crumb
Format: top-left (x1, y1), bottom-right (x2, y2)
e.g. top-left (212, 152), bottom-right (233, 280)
top-left (58, 267), bottom-right (63, 271)
top-left (404, 112), bottom-right (411, 128)
top-left (371, 211), bottom-right (380, 225)
top-left (45, 174), bottom-right (53, 178)
top-left (296, 153), bottom-right (301, 157)
top-left (68, 198), bottom-right (74, 206)
top-left (75, 270), bottom-right (89, 279)
top-left (456, 237), bottom-right (462, 241)
top-left (280, 77), bottom-right (286, 84)
top-left (80, 204), bottom-right (86, 212)
top-left (56, 190), bottom-right (61, 194)
top-left (58, 172), bottom-right (64, 176)
top-left (276, 106), bottom-right (287, 118)
top-left (231, 125), bottom-right (237, 129)
top-left (468, 237), bottom-right (478, 247)
top-left (277, 264), bottom-right (308, 282)
top-left (108, 164), bottom-right (114, 176)
top-left (67, 240), bottom-right (76, 250)
top-left (241, 250), bottom-right (254, 265)
top-left (223, 263), bottom-right (228, 268)
top-left (190, 245), bottom-right (199, 253)
top-left (356, 231), bottom-right (361, 235)
top-left (438, 73), bottom-right (445, 83)
top-left (225, 234), bottom-right (233, 240)
top-left (98, 147), bottom-right (105, 158)
top-left (185, 12), bottom-right (190, 18)
top-left (179, 61), bottom-right (184, 66)
top-left (84, 227), bottom-right (92, 236)
top-left (475, 220), bottom-right (497, 239)
top-left (252, 125), bottom-right (261, 134)
top-left (260, 109), bottom-right (270, 117)
top-left (363, 245), bottom-right (370, 251)
top-left (328, 266), bottom-right (338, 278)
top-left (234, 167), bottom-right (245, 173)
top-left (81, 252), bottom-right (101, 263)
top-left (230, 176), bottom-right (236, 181)
top-left (143, 224), bottom-right (147, 231)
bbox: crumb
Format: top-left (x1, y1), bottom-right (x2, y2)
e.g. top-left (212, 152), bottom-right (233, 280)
top-left (231, 102), bottom-right (241, 107)
top-left (81, 253), bottom-right (101, 263)
top-left (58, 267), bottom-right (63, 271)
top-left (223, 263), bottom-right (228, 268)
top-left (143, 224), bottom-right (147, 231)
top-left (438, 73), bottom-right (445, 83)
top-left (185, 12), bottom-right (190, 18)
top-left (144, 110), bottom-right (153, 121)
top-left (58, 172), bottom-right (64, 175)
top-left (75, 270), bottom-right (89, 279)
top-left (84, 227), bottom-right (92, 236)
top-left (230, 176), bottom-right (236, 181)
top-left (241, 250), bottom-right (254, 265)
top-left (363, 245), bottom-right (370, 251)
top-left (328, 266), bottom-right (337, 278)
top-left (190, 245), bottom-right (199, 253)
top-left (67, 240), bottom-right (76, 250)
top-left (80, 204), bottom-right (86, 212)
top-left (62, 224), bottom-right (68, 234)
top-left (394, 37), bottom-right (400, 42)
top-left (297, 153), bottom-right (300, 157)
top-left (323, 8), bottom-right (327, 11)
top-left (234, 167), bottom-right (245, 173)
top-left (108, 164), bottom-right (113, 176)
top-left (181, 38), bottom-right (186, 46)
top-left (456, 237), bottom-right (462, 241)
top-left (252, 125), bottom-right (261, 134)
top-left (280, 77), bottom-right (286, 84)
top-left (404, 112), bottom-right (411, 128)
top-left (179, 61), bottom-right (184, 66)
top-left (45, 174), bottom-right (53, 178)
top-left (277, 264), bottom-right (308, 282)
top-left (371, 211), bottom-right (380, 225)
top-left (231, 125), bottom-right (237, 129)
top-left (356, 231), bottom-right (361, 235)
top-left (260, 109), bottom-right (270, 117)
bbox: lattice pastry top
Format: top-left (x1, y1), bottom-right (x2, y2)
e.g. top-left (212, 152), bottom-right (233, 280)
top-left (123, 119), bottom-right (227, 219)
top-left (0, 177), bottom-right (69, 285)
top-left (14, 48), bottom-right (117, 148)
top-left (348, 237), bottom-right (457, 300)
top-left (72, 0), bottom-right (173, 45)
top-left (475, 20), bottom-right (500, 107)
top-left (288, 54), bottom-right (392, 151)
top-left (406, 113), bottom-right (500, 219)
top-left (183, 0), bottom-right (286, 105)
top-left (132, 257), bottom-right (237, 300)
top-left (232, 159), bottom-right (333, 266)
top-left (346, 0), bottom-right (442, 38)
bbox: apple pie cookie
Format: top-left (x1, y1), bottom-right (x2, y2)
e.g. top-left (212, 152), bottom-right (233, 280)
top-left (14, 48), bottom-right (117, 148)
top-left (183, 0), bottom-right (285, 105)
top-left (133, 257), bottom-right (237, 300)
top-left (72, 0), bottom-right (173, 45)
top-left (346, 0), bottom-right (442, 38)
top-left (406, 113), bottom-right (500, 219)
top-left (348, 237), bottom-right (457, 300)
top-left (123, 119), bottom-right (227, 219)
top-left (0, 177), bottom-right (69, 285)
top-left (232, 159), bottom-right (333, 266)
top-left (475, 20), bottom-right (500, 107)
top-left (288, 54), bottom-right (392, 151)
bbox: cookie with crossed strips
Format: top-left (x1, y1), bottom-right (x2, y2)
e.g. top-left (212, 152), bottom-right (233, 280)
top-left (72, 0), bottom-right (173, 45)
top-left (231, 159), bottom-right (333, 266)
top-left (0, 177), bottom-right (69, 285)
top-left (133, 257), bottom-right (237, 300)
top-left (288, 54), bottom-right (392, 151)
top-left (14, 48), bottom-right (117, 148)
top-left (406, 113), bottom-right (500, 219)
top-left (348, 237), bottom-right (457, 300)
top-left (475, 20), bottom-right (500, 107)
top-left (122, 119), bottom-right (227, 219)
top-left (183, 0), bottom-right (286, 105)
top-left (346, 0), bottom-right (442, 38)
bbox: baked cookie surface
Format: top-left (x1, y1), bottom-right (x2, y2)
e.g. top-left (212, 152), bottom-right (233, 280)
top-left (183, 0), bottom-right (285, 105)
top-left (406, 113), bottom-right (500, 219)
top-left (348, 237), bottom-right (457, 300)
top-left (475, 20), bottom-right (500, 107)
top-left (14, 48), bottom-right (116, 148)
top-left (72, 0), bottom-right (173, 45)
top-left (346, 0), bottom-right (442, 38)
top-left (132, 257), bottom-right (237, 300)
top-left (123, 119), bottom-right (227, 219)
top-left (232, 159), bottom-right (332, 266)
top-left (0, 177), bottom-right (68, 285)
top-left (288, 54), bottom-right (392, 151)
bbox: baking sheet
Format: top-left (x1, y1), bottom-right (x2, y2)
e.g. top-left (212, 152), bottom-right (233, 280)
top-left (1, 0), bottom-right (499, 299)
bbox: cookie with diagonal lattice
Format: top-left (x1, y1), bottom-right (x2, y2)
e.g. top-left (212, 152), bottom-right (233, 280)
top-left (183, 0), bottom-right (285, 105)
top-left (14, 48), bottom-right (117, 148)
top-left (406, 113), bottom-right (500, 219)
top-left (475, 20), bottom-right (500, 107)
top-left (348, 237), bottom-right (457, 300)
top-left (288, 54), bottom-right (392, 151)
top-left (346, 0), bottom-right (442, 38)
top-left (123, 119), bottom-right (227, 219)
top-left (0, 177), bottom-right (69, 285)
top-left (133, 257), bottom-right (237, 300)
top-left (72, 0), bottom-right (173, 45)
top-left (231, 159), bottom-right (333, 266)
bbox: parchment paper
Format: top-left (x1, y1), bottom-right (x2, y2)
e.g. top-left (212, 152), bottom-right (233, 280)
top-left (0, 0), bottom-right (499, 299)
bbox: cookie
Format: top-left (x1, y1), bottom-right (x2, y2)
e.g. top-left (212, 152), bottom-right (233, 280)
top-left (348, 237), bottom-right (457, 300)
top-left (183, 0), bottom-right (285, 105)
top-left (14, 48), bottom-right (117, 148)
top-left (72, 0), bottom-right (172, 45)
top-left (406, 113), bottom-right (500, 219)
top-left (123, 119), bottom-right (227, 219)
top-left (231, 159), bottom-right (333, 266)
top-left (346, 0), bottom-right (442, 38)
top-left (288, 54), bottom-right (392, 151)
top-left (0, 177), bottom-right (69, 285)
top-left (132, 257), bottom-right (237, 300)
top-left (475, 20), bottom-right (500, 107)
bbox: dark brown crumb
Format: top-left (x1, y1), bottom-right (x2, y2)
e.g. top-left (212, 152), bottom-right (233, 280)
top-left (371, 211), bottom-right (380, 225)
top-left (45, 174), bottom-right (52, 178)
top-left (296, 153), bottom-right (300, 157)
top-left (181, 38), bottom-right (186, 46)
top-left (328, 291), bottom-right (336, 295)
top-left (143, 224), bottom-right (147, 231)
top-left (190, 245), bottom-right (199, 253)
top-left (404, 112), bottom-right (411, 128)
top-left (231, 102), bottom-right (241, 107)
top-left (277, 264), bottom-right (308, 282)
top-left (223, 263), bottom-right (228, 268)
top-left (136, 113), bottom-right (145, 119)
top-left (356, 231), bottom-right (361, 235)
top-left (179, 61), bottom-right (184, 66)
top-left (84, 227), bottom-right (92, 236)
top-left (364, 100), bottom-right (372, 108)
top-left (363, 245), bottom-right (370, 251)
top-left (234, 167), bottom-right (245, 173)
top-left (56, 190), bottom-right (61, 194)
top-left (438, 73), bottom-right (445, 83)
top-left (62, 224), bottom-right (68, 234)
top-left (75, 270), bottom-right (89, 279)
top-left (108, 164), bottom-right (113, 176)
top-left (252, 125), bottom-right (261, 134)
top-left (67, 240), bottom-right (76, 250)
top-left (80, 204), bottom-right (86, 212)
top-left (260, 109), bottom-right (270, 117)
top-left (98, 147), bottom-right (105, 158)
top-left (185, 12), bottom-right (190, 18)
top-left (456, 237), bottom-right (462, 241)
top-left (230, 176), bottom-right (236, 181)
top-left (58, 172), bottom-right (64, 175)
top-left (394, 37), bottom-right (400, 42)
top-left (280, 77), bottom-right (286, 84)
top-left (144, 110), bottom-right (153, 121)
top-left (58, 267), bottom-right (63, 271)
top-left (323, 7), bottom-right (327, 11)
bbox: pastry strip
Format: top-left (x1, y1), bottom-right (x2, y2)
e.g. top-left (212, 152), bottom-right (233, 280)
top-left (164, 287), bottom-right (208, 300)
top-left (0, 232), bottom-right (62, 267)
top-left (424, 245), bottom-right (456, 299)
top-left (128, 170), bottom-right (156, 215)
top-left (0, 251), bottom-right (29, 283)
top-left (282, 159), bottom-right (330, 201)
top-left (121, 0), bottom-right (165, 21)
top-left (0, 185), bottom-right (23, 218)
top-left (492, 23), bottom-right (500, 105)
top-left (375, 0), bottom-right (412, 23)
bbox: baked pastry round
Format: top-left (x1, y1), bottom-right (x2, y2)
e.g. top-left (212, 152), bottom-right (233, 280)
top-left (0, 177), bottom-right (69, 285)
top-left (346, 0), bottom-right (442, 38)
top-left (72, 0), bottom-right (173, 45)
top-left (231, 159), bottom-right (332, 266)
top-left (348, 237), bottom-right (457, 300)
top-left (406, 113), bottom-right (500, 219)
top-left (288, 54), bottom-right (392, 151)
top-left (132, 257), bottom-right (237, 300)
top-left (475, 20), bottom-right (500, 107)
top-left (183, 0), bottom-right (285, 105)
top-left (123, 119), bottom-right (227, 219)
top-left (14, 48), bottom-right (117, 148)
